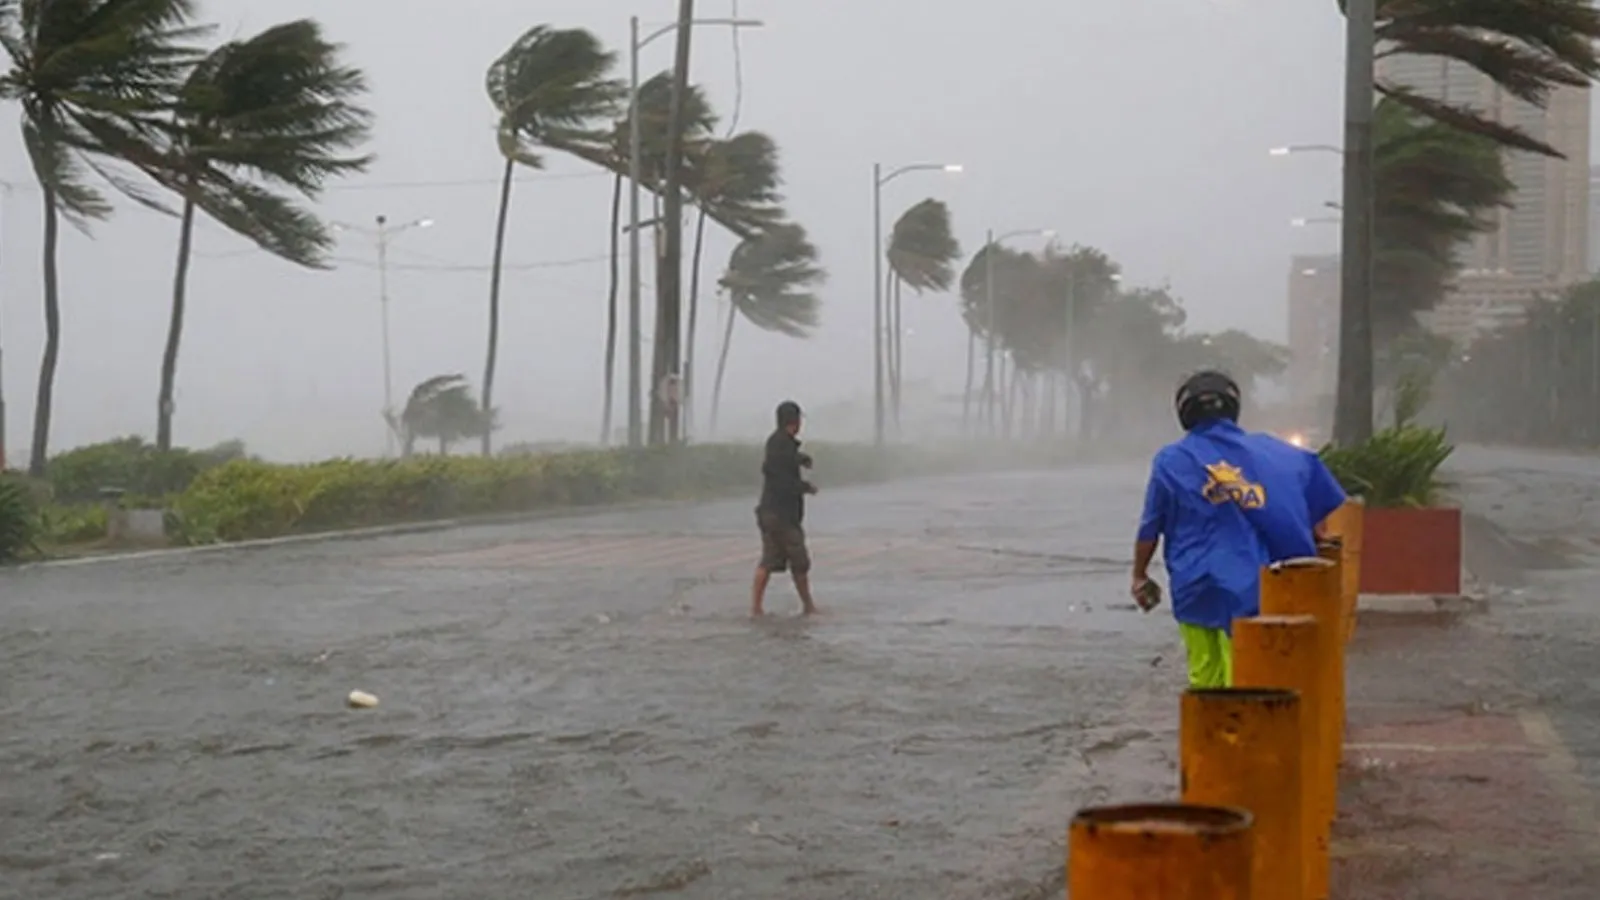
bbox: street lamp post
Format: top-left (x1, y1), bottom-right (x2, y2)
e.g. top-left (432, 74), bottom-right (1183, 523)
top-left (1336, 0), bottom-right (1377, 445)
top-left (627, 14), bottom-right (761, 449)
top-left (872, 161), bottom-right (962, 446)
top-left (335, 214), bottom-right (433, 456)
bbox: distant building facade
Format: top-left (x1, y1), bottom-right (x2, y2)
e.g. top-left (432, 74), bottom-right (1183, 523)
top-left (1379, 53), bottom-right (1590, 344)
top-left (1287, 254), bottom-right (1340, 409)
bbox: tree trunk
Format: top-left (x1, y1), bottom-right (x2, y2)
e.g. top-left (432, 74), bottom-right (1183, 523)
top-left (683, 206), bottom-right (708, 443)
top-left (482, 157), bottom-right (515, 457)
top-left (28, 187), bottom-right (61, 477)
top-left (709, 299), bottom-right (738, 437)
top-left (652, 0), bottom-right (696, 447)
top-left (439, 436), bottom-right (448, 455)
top-left (156, 195), bottom-right (197, 452)
top-left (601, 172), bottom-right (622, 445)
top-left (962, 329), bottom-right (976, 434)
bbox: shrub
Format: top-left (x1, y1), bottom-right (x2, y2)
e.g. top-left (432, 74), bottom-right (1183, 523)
top-left (47, 436), bottom-right (246, 503)
top-left (0, 475), bottom-right (37, 562)
top-left (1319, 424), bottom-right (1454, 508)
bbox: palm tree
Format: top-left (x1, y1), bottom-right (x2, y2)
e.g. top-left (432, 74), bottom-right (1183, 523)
top-left (146, 20), bottom-right (372, 452)
top-left (394, 374), bottom-right (494, 456)
top-left (485, 25), bottom-right (623, 455)
top-left (597, 72), bottom-right (715, 444)
top-left (682, 130), bottom-right (782, 438)
top-left (1371, 0), bottom-right (1600, 155)
top-left (885, 199), bottom-right (959, 427)
top-left (0, 0), bottom-right (210, 476)
top-left (708, 224), bottom-right (825, 434)
top-left (1371, 98), bottom-right (1511, 345)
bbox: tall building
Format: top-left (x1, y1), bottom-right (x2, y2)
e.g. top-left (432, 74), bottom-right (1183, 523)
top-left (1590, 165), bottom-right (1600, 274)
top-left (1378, 54), bottom-right (1591, 344)
top-left (1286, 254), bottom-right (1340, 409)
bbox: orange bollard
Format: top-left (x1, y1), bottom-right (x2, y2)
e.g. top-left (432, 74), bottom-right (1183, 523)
top-left (1180, 688), bottom-right (1305, 900)
top-left (1260, 558), bottom-right (1345, 824)
top-left (1234, 616), bottom-right (1328, 900)
top-left (1323, 498), bottom-right (1365, 643)
top-left (1068, 803), bottom-right (1254, 899)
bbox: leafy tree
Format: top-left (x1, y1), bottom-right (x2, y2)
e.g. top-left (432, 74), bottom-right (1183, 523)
top-left (1369, 0), bottom-right (1600, 156)
top-left (707, 224), bottom-right (825, 434)
top-left (393, 375), bottom-right (495, 456)
top-left (0, 0), bottom-right (210, 476)
top-left (1371, 98), bottom-right (1511, 345)
top-left (885, 198), bottom-right (959, 425)
top-left (486, 25), bottom-right (623, 454)
top-left (149, 19), bottom-right (372, 452)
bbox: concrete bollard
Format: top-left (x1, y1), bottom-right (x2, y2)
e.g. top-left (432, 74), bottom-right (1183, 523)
top-left (1234, 616), bottom-right (1328, 900)
top-left (1260, 557), bottom-right (1345, 822)
top-left (1068, 803), bottom-right (1254, 899)
top-left (1180, 688), bottom-right (1305, 900)
top-left (1324, 498), bottom-right (1365, 643)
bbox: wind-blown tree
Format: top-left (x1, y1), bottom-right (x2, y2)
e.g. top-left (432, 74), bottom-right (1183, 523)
top-left (707, 224), bottom-right (825, 435)
top-left (1369, 0), bottom-right (1600, 156)
top-left (1370, 98), bottom-right (1512, 346)
top-left (148, 20), bottom-right (372, 452)
top-left (0, 0), bottom-right (210, 476)
top-left (485, 25), bottom-right (623, 454)
top-left (681, 130), bottom-right (782, 438)
top-left (594, 73), bottom-right (715, 443)
top-left (393, 374), bottom-right (495, 457)
top-left (885, 198), bottom-right (959, 426)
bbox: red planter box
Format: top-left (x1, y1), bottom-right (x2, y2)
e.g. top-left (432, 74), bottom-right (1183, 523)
top-left (1358, 506), bottom-right (1461, 596)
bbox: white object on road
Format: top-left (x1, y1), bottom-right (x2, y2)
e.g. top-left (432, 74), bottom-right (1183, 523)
top-left (347, 690), bottom-right (379, 709)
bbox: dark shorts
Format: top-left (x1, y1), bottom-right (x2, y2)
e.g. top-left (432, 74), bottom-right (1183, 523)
top-left (756, 509), bottom-right (810, 574)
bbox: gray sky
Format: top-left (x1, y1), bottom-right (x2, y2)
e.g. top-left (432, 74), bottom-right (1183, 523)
top-left (0, 0), bottom-right (1353, 460)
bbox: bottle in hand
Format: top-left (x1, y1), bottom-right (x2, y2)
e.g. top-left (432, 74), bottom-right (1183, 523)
top-left (1135, 579), bottom-right (1163, 613)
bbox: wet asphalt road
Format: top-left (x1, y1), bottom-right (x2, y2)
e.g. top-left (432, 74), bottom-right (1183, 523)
top-left (0, 464), bottom-right (1181, 900)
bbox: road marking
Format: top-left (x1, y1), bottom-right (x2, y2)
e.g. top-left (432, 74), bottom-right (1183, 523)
top-left (1345, 741), bottom-right (1541, 755)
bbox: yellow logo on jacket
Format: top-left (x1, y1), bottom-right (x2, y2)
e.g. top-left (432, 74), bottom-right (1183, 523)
top-left (1202, 461), bottom-right (1266, 509)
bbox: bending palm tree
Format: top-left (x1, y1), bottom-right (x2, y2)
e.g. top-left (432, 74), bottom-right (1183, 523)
top-left (149, 19), bottom-right (372, 451)
top-left (884, 198), bottom-right (958, 427)
top-left (1370, 0), bottom-right (1600, 155)
top-left (0, 0), bottom-right (209, 475)
top-left (682, 130), bottom-right (782, 439)
top-left (486, 25), bottom-right (622, 455)
top-left (708, 224), bottom-right (825, 435)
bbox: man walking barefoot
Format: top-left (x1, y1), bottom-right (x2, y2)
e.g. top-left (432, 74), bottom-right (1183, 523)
top-left (752, 400), bottom-right (819, 617)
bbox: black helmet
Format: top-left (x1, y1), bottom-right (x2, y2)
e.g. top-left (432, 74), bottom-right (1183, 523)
top-left (775, 400), bottom-right (803, 427)
top-left (1175, 370), bottom-right (1241, 431)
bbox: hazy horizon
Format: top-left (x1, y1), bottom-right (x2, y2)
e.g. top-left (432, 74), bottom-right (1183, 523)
top-left (0, 0), bottom-right (1486, 461)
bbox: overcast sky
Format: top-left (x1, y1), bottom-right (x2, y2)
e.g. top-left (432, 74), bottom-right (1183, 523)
top-left (0, 0), bottom-right (1364, 460)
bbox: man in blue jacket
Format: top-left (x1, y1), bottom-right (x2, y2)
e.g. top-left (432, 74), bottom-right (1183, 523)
top-left (1131, 370), bottom-right (1346, 687)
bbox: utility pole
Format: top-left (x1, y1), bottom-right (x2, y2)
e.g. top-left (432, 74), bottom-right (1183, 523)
top-left (1333, 0), bottom-right (1376, 446)
top-left (650, 0), bottom-right (695, 446)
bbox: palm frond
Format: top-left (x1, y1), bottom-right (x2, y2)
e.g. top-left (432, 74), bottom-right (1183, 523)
top-left (887, 198), bottom-right (960, 293)
top-left (719, 223), bottom-right (826, 338)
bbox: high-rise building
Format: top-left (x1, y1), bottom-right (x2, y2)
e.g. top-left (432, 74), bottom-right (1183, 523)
top-left (1286, 254), bottom-right (1340, 409)
top-left (1378, 54), bottom-right (1590, 344)
top-left (1589, 165), bottom-right (1600, 274)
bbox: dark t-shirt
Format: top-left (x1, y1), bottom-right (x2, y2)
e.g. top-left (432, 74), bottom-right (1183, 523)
top-left (757, 428), bottom-right (809, 525)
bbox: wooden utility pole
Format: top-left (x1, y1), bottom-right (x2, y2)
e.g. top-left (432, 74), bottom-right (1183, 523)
top-left (650, 0), bottom-right (695, 445)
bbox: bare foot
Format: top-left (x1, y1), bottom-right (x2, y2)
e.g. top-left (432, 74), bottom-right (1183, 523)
top-left (750, 607), bottom-right (765, 618)
top-left (801, 604), bottom-right (820, 617)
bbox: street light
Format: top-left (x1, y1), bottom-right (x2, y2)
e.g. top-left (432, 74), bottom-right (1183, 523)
top-left (627, 14), bottom-right (763, 449)
top-left (1291, 216), bottom-right (1342, 227)
top-left (872, 161), bottom-right (962, 445)
top-left (1269, 144), bottom-right (1344, 157)
top-left (333, 214), bottom-right (434, 456)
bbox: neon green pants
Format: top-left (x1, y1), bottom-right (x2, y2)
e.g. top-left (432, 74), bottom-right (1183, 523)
top-left (1179, 623), bottom-right (1233, 688)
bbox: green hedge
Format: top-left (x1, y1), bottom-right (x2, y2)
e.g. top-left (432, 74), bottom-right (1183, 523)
top-left (168, 443), bottom-right (907, 544)
top-left (0, 475), bottom-right (37, 562)
top-left (46, 436), bottom-right (246, 503)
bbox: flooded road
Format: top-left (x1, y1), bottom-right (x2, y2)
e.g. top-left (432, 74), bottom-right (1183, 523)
top-left (0, 464), bottom-right (1179, 900)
